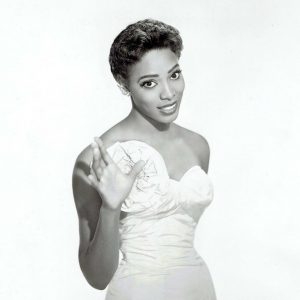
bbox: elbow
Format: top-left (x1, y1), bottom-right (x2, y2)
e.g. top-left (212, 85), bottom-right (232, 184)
top-left (81, 270), bottom-right (111, 291)
top-left (82, 270), bottom-right (111, 290)
top-left (79, 252), bottom-right (117, 290)
top-left (79, 260), bottom-right (113, 290)
top-left (87, 279), bottom-right (109, 290)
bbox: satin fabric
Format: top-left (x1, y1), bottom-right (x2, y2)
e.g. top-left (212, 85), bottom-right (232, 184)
top-left (104, 140), bottom-right (217, 300)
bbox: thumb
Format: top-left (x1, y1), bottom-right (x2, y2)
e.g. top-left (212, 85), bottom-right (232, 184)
top-left (129, 160), bottom-right (146, 179)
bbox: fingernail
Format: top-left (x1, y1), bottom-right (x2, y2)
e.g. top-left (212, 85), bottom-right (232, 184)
top-left (91, 142), bottom-right (97, 147)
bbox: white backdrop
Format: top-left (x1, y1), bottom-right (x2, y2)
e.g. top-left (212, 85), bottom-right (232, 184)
top-left (1, 0), bottom-right (299, 299)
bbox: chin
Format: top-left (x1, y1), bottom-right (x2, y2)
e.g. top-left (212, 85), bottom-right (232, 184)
top-left (156, 111), bottom-right (179, 124)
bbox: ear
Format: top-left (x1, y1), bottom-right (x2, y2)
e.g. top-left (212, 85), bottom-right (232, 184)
top-left (116, 75), bottom-right (130, 95)
top-left (117, 84), bottom-right (130, 95)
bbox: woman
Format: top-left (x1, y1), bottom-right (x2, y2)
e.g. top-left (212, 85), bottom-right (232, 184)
top-left (72, 19), bottom-right (217, 300)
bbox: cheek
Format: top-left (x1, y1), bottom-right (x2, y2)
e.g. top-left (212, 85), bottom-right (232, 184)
top-left (175, 78), bottom-right (185, 94)
top-left (132, 91), bottom-right (155, 108)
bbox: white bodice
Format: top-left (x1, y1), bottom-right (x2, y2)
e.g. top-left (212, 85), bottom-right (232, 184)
top-left (105, 140), bottom-right (214, 272)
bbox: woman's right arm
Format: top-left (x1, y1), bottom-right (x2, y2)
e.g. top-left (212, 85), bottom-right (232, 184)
top-left (72, 138), bottom-right (145, 290)
top-left (72, 150), bottom-right (121, 290)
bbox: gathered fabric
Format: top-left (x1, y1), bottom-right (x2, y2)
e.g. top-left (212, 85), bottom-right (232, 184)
top-left (105, 140), bottom-right (216, 300)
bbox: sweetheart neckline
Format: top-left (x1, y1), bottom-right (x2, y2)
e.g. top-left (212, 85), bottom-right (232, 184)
top-left (106, 139), bottom-right (208, 183)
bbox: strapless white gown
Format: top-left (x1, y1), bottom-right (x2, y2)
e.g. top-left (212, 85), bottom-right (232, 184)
top-left (104, 140), bottom-right (217, 300)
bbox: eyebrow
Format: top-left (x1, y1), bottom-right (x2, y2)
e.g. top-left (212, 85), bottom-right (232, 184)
top-left (138, 64), bottom-right (180, 81)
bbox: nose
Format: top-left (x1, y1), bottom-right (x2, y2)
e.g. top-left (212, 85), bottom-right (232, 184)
top-left (160, 81), bottom-right (175, 100)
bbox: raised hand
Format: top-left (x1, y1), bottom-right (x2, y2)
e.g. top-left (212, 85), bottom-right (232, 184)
top-left (88, 137), bottom-right (146, 211)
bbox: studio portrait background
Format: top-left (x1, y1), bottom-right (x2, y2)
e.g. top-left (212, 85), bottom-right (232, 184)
top-left (1, 0), bottom-right (299, 299)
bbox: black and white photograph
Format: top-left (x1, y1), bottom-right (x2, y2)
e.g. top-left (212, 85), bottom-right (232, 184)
top-left (1, 1), bottom-right (299, 299)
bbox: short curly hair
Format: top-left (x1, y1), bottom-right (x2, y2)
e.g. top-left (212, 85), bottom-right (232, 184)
top-left (109, 19), bottom-right (183, 86)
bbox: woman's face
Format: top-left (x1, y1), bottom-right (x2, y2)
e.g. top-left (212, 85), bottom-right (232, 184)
top-left (126, 48), bottom-right (185, 124)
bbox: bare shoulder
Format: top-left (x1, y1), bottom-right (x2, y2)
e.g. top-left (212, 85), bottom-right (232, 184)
top-left (74, 123), bottom-right (124, 168)
top-left (175, 124), bottom-right (211, 172)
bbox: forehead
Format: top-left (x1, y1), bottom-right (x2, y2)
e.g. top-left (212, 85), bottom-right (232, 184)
top-left (128, 48), bottom-right (179, 79)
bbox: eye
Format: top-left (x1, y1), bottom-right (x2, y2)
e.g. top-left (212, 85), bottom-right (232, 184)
top-left (170, 70), bottom-right (182, 80)
top-left (140, 81), bottom-right (157, 88)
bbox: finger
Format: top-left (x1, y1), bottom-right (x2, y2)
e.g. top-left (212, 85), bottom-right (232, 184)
top-left (90, 162), bottom-right (102, 181)
top-left (91, 142), bottom-right (101, 161)
top-left (87, 173), bottom-right (98, 190)
top-left (89, 159), bottom-right (96, 176)
top-left (99, 158), bottom-right (106, 169)
top-left (91, 145), bottom-right (101, 168)
top-left (94, 137), bottom-right (114, 165)
top-left (95, 166), bottom-right (103, 180)
top-left (90, 146), bottom-right (103, 181)
top-left (91, 160), bottom-right (101, 181)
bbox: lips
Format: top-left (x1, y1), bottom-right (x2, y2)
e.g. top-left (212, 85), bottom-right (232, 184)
top-left (157, 101), bottom-right (178, 114)
top-left (157, 101), bottom-right (177, 109)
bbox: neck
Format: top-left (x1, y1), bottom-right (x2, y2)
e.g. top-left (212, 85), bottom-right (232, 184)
top-left (125, 107), bottom-right (174, 139)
